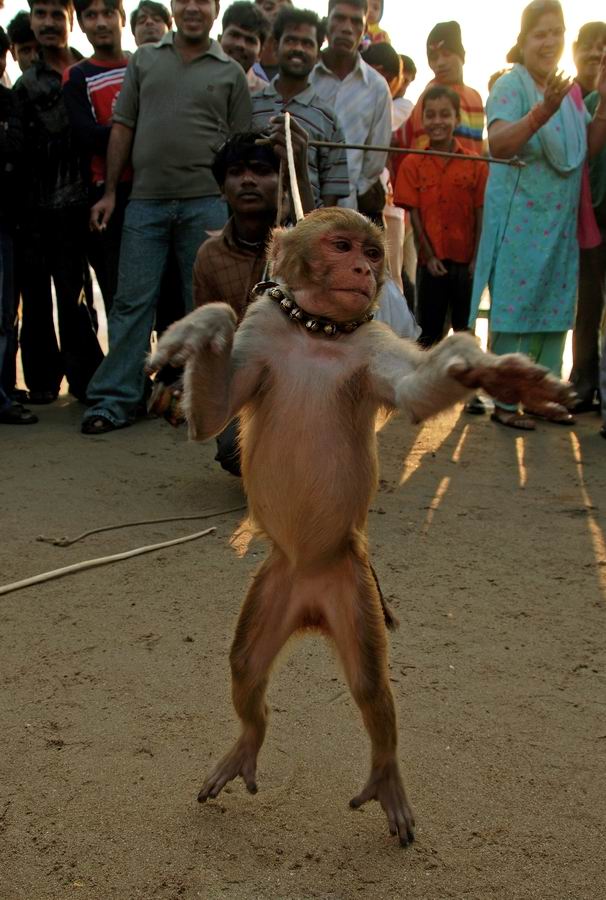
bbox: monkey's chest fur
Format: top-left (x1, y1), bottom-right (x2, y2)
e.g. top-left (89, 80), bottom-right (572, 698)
top-left (240, 330), bottom-right (380, 565)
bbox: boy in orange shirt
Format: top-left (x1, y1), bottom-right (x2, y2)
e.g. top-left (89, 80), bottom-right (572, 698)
top-left (395, 85), bottom-right (487, 350)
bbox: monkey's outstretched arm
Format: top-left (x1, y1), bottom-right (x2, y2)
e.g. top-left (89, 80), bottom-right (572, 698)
top-left (368, 330), bottom-right (575, 423)
top-left (147, 303), bottom-right (266, 441)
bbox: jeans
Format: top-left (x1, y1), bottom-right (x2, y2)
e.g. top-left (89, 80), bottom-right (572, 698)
top-left (87, 182), bottom-right (131, 315)
top-left (84, 196), bottom-right (227, 427)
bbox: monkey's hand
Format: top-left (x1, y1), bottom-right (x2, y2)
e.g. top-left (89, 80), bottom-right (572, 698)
top-left (146, 303), bottom-right (237, 372)
top-left (350, 761), bottom-right (415, 847)
top-left (448, 352), bottom-right (576, 417)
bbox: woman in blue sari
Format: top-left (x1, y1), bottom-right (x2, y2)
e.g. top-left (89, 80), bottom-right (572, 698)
top-left (471, 0), bottom-right (606, 429)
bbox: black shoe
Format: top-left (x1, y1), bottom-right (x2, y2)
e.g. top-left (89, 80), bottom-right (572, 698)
top-left (465, 395), bottom-right (486, 415)
top-left (27, 390), bottom-right (57, 405)
top-left (0, 402), bottom-right (38, 424)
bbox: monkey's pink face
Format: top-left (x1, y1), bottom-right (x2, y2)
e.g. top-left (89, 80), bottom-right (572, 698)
top-left (296, 230), bottom-right (385, 322)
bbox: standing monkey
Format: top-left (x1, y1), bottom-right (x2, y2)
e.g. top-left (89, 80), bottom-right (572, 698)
top-left (148, 208), bottom-right (573, 846)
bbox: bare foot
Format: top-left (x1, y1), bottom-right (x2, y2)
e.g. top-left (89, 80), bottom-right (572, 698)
top-left (490, 407), bottom-right (536, 430)
top-left (198, 738), bottom-right (260, 802)
top-left (449, 353), bottom-right (576, 415)
top-left (350, 760), bottom-right (415, 847)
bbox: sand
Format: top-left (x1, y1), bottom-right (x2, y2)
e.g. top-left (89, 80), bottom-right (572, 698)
top-left (1, 398), bottom-right (605, 899)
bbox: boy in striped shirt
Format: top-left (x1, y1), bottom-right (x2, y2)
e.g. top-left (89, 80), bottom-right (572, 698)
top-left (62, 0), bottom-right (130, 313)
top-left (405, 21), bottom-right (485, 155)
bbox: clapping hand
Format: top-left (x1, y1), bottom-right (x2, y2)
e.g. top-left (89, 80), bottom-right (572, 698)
top-left (542, 69), bottom-right (574, 117)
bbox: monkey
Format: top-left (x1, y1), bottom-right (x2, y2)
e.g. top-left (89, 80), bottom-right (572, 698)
top-left (147, 207), bottom-right (574, 847)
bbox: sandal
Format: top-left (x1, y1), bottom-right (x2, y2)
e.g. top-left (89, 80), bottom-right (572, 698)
top-left (490, 408), bottom-right (536, 430)
top-left (81, 415), bottom-right (122, 435)
top-left (0, 402), bottom-right (38, 425)
top-left (524, 408), bottom-right (576, 426)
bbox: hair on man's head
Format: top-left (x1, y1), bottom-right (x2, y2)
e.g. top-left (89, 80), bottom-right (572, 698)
top-left (222, 1), bottom-right (270, 45)
top-left (211, 131), bottom-right (281, 188)
top-left (574, 21), bottom-right (606, 49)
top-left (422, 84), bottom-right (461, 115)
top-left (0, 27), bottom-right (10, 54)
top-left (273, 6), bottom-right (324, 45)
top-left (362, 42), bottom-right (402, 80)
top-left (327, 0), bottom-right (368, 15)
top-left (27, 0), bottom-right (74, 12)
top-left (74, 0), bottom-right (125, 22)
top-left (7, 11), bottom-right (35, 44)
top-left (401, 54), bottom-right (416, 77)
top-left (129, 0), bottom-right (171, 34)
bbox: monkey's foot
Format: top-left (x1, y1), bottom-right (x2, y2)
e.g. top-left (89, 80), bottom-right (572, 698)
top-left (198, 739), bottom-right (260, 802)
top-left (349, 761), bottom-right (415, 847)
top-left (448, 353), bottom-right (576, 417)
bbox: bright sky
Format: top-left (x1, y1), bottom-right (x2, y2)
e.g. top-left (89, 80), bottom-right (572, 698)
top-left (2, 0), bottom-right (606, 96)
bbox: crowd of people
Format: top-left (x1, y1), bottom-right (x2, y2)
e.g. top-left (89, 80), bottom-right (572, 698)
top-left (1, 0), bottom-right (606, 451)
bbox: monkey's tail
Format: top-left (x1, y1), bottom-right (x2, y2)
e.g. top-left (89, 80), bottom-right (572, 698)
top-left (369, 563), bottom-right (400, 632)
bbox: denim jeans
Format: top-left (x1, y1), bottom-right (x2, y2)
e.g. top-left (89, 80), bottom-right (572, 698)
top-left (84, 196), bottom-right (227, 426)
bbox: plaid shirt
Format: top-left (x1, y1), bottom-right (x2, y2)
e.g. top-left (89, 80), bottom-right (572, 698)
top-left (251, 78), bottom-right (350, 207)
top-left (193, 218), bottom-right (268, 321)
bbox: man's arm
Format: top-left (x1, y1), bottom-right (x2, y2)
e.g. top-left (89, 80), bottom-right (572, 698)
top-left (62, 66), bottom-right (110, 156)
top-left (410, 208), bottom-right (446, 276)
top-left (358, 74), bottom-right (392, 194)
top-left (89, 123), bottom-right (133, 230)
top-left (319, 114), bottom-right (350, 208)
top-left (228, 66), bottom-right (253, 133)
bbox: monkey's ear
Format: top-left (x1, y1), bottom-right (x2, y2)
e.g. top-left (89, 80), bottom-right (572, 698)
top-left (267, 226), bottom-right (306, 286)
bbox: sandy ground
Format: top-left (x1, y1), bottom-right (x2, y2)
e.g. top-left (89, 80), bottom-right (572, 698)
top-left (1, 396), bottom-right (606, 900)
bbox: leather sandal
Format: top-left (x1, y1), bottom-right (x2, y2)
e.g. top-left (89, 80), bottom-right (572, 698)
top-left (81, 415), bottom-right (121, 435)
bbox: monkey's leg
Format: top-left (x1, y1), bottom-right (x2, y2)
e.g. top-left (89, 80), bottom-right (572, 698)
top-left (198, 550), bottom-right (297, 803)
top-left (325, 550), bottom-right (415, 846)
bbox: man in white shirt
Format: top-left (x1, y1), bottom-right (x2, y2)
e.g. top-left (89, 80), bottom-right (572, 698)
top-left (310, 0), bottom-right (391, 222)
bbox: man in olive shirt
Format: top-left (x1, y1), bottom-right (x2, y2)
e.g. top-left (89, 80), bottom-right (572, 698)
top-left (82, 0), bottom-right (251, 434)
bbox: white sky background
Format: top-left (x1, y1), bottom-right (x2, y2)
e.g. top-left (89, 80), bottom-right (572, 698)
top-left (2, 0), bottom-right (606, 96)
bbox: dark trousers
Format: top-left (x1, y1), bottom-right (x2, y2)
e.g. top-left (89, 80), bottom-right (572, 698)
top-left (87, 182), bottom-right (130, 315)
top-left (19, 206), bottom-right (104, 399)
top-left (571, 236), bottom-right (606, 405)
top-left (416, 260), bottom-right (472, 348)
top-left (215, 418), bottom-right (241, 477)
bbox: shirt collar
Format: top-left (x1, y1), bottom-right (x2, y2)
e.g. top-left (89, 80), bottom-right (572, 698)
top-left (158, 32), bottom-right (226, 61)
top-left (314, 51), bottom-right (368, 85)
top-left (264, 76), bottom-right (315, 106)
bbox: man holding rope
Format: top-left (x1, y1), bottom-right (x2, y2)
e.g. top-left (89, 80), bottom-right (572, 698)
top-left (310, 0), bottom-right (391, 224)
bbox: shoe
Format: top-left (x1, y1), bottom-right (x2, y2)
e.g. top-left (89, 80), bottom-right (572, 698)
top-left (465, 395), bottom-right (486, 415)
top-left (81, 415), bottom-right (123, 435)
top-left (490, 408), bottom-right (536, 430)
top-left (574, 399), bottom-right (600, 414)
top-left (27, 390), bottom-right (57, 405)
top-left (0, 402), bottom-right (38, 424)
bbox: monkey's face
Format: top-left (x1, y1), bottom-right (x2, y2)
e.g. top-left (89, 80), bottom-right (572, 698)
top-left (303, 230), bottom-right (384, 321)
top-left (269, 209), bottom-right (387, 323)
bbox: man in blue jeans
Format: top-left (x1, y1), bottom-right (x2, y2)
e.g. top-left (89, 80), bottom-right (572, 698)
top-left (82, 0), bottom-right (252, 434)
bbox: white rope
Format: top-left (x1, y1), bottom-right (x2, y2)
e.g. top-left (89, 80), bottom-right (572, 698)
top-left (0, 527), bottom-right (216, 597)
top-left (284, 111), bottom-right (305, 223)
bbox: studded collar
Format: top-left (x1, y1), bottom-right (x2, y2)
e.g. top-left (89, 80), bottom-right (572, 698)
top-left (252, 281), bottom-right (373, 338)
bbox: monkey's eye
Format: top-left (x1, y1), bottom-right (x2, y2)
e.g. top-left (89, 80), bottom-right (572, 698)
top-left (333, 239), bottom-right (352, 252)
top-left (365, 246), bottom-right (383, 262)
